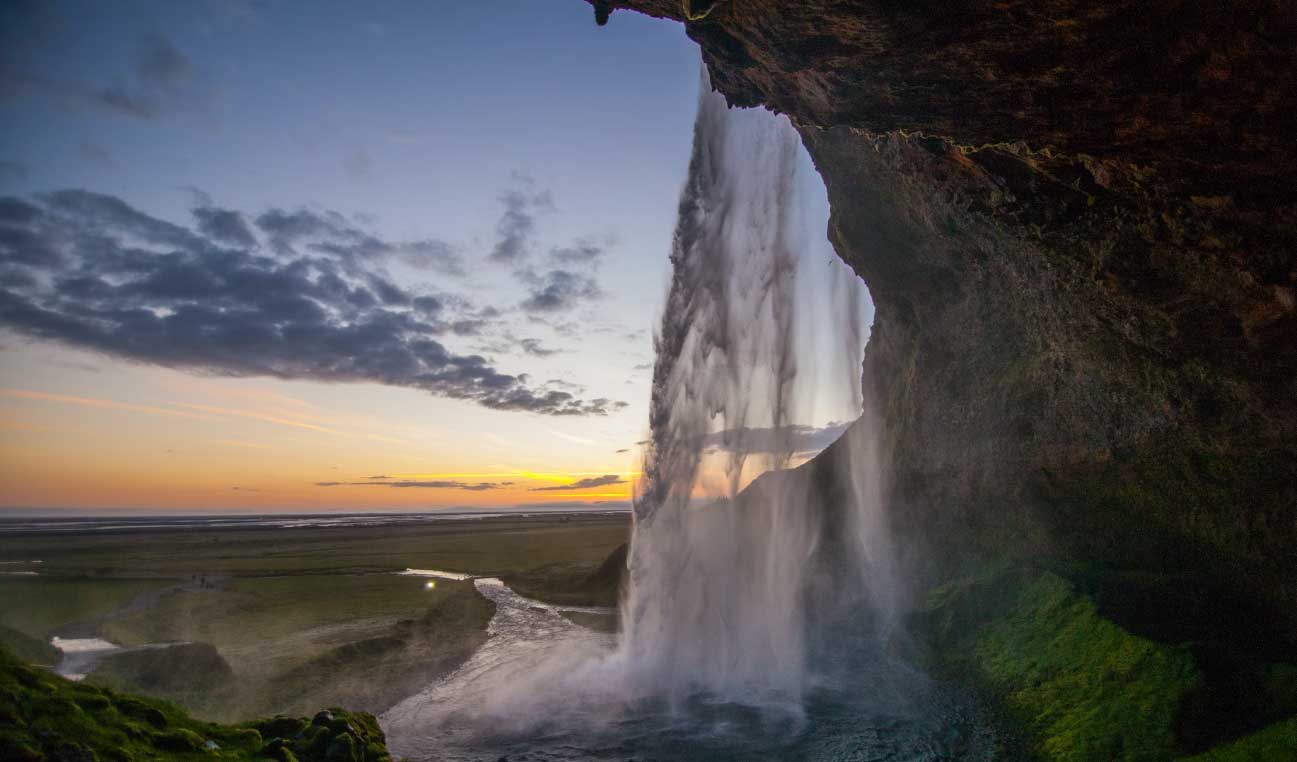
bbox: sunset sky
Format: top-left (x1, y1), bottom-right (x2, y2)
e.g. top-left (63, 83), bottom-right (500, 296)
top-left (0, 0), bottom-right (862, 513)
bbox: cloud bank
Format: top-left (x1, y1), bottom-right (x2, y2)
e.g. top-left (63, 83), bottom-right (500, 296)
top-left (530, 474), bottom-right (626, 491)
top-left (0, 190), bottom-right (625, 416)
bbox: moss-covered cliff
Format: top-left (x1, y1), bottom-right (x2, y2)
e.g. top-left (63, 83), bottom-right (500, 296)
top-left (588, 1), bottom-right (1296, 758)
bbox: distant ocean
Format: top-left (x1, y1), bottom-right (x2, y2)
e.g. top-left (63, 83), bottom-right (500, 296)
top-left (0, 507), bottom-right (630, 534)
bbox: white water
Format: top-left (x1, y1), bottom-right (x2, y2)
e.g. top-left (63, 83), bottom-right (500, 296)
top-left (48, 636), bottom-right (196, 681)
top-left (50, 637), bottom-right (122, 680)
top-left (398, 568), bottom-right (478, 581)
top-left (622, 73), bottom-right (893, 707)
top-left (383, 577), bottom-right (618, 757)
top-left (381, 77), bottom-right (988, 760)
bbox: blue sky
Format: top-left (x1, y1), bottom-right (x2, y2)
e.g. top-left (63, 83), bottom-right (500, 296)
top-left (1, 0), bottom-right (699, 261)
top-left (0, 1), bottom-right (866, 512)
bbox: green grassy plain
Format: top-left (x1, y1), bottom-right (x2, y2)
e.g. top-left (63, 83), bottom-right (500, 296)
top-left (0, 513), bottom-right (629, 721)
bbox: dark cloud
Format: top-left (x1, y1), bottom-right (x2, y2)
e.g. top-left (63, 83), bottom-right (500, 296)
top-left (193, 206), bottom-right (257, 248)
top-left (615, 448), bottom-right (630, 453)
top-left (700, 423), bottom-right (851, 456)
top-left (530, 474), bottom-right (626, 491)
top-left (401, 240), bottom-right (464, 276)
top-left (546, 378), bottom-right (584, 392)
top-left (518, 268), bottom-right (602, 312)
top-left (490, 183), bottom-right (551, 263)
top-left (549, 242), bottom-right (604, 266)
top-left (527, 315), bottom-right (581, 337)
top-left (473, 333), bottom-right (566, 359)
top-left (316, 479), bottom-right (501, 491)
top-left (450, 318), bottom-right (488, 336)
top-left (486, 180), bottom-right (607, 313)
top-left (253, 206), bottom-right (465, 276)
top-left (518, 338), bottom-right (559, 357)
top-left (0, 189), bottom-right (625, 417)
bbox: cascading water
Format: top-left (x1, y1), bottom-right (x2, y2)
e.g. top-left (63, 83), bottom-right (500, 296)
top-left (382, 74), bottom-right (994, 762)
top-left (620, 74), bottom-right (895, 708)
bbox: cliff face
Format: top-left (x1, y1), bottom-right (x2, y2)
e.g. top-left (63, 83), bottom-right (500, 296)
top-left (589, 1), bottom-right (1297, 640)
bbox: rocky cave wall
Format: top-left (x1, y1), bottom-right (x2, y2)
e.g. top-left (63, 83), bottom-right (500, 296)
top-left (587, 0), bottom-right (1297, 641)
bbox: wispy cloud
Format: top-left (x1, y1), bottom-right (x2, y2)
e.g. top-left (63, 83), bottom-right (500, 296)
top-left (489, 177), bottom-right (552, 263)
top-left (548, 429), bottom-right (601, 446)
top-left (6, 33), bottom-right (212, 120)
top-left (93, 35), bottom-right (207, 119)
top-left (530, 474), bottom-right (626, 492)
top-left (0, 388), bottom-right (409, 444)
top-left (315, 478), bottom-right (502, 491)
top-left (0, 161), bottom-right (29, 181)
top-left (0, 388), bottom-right (216, 421)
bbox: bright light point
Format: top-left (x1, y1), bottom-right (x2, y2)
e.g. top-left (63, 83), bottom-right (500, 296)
top-left (425, 581), bottom-right (436, 590)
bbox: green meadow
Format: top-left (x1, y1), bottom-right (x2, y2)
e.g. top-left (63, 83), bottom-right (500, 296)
top-left (0, 513), bottom-right (628, 721)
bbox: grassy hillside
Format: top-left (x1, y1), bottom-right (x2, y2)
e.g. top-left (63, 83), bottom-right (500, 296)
top-left (0, 646), bottom-right (391, 762)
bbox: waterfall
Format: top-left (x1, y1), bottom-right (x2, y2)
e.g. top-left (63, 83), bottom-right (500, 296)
top-left (620, 72), bottom-right (897, 708)
top-left (382, 74), bottom-right (926, 761)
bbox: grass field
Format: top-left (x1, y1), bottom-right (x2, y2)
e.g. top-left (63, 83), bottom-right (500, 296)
top-left (0, 513), bottom-right (629, 720)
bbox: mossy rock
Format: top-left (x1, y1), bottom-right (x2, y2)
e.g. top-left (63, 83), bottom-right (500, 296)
top-left (918, 565), bottom-right (1297, 762)
top-left (0, 645), bottom-right (393, 762)
top-left (152, 727), bottom-right (205, 752)
top-left (253, 715), bottom-right (308, 739)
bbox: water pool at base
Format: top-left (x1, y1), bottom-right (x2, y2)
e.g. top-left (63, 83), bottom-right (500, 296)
top-left (382, 579), bottom-right (995, 762)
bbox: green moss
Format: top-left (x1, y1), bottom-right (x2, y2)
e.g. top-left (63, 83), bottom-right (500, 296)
top-left (0, 646), bottom-right (391, 762)
top-left (979, 574), bottom-right (1198, 761)
top-left (921, 568), bottom-right (1200, 761)
top-left (919, 566), bottom-right (1297, 762)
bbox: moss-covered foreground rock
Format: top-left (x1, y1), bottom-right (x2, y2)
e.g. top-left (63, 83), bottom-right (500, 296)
top-left (916, 567), bottom-right (1297, 762)
top-left (0, 647), bottom-right (392, 762)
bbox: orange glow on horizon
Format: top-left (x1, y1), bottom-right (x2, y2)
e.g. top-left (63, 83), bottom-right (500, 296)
top-left (0, 367), bottom-right (647, 512)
